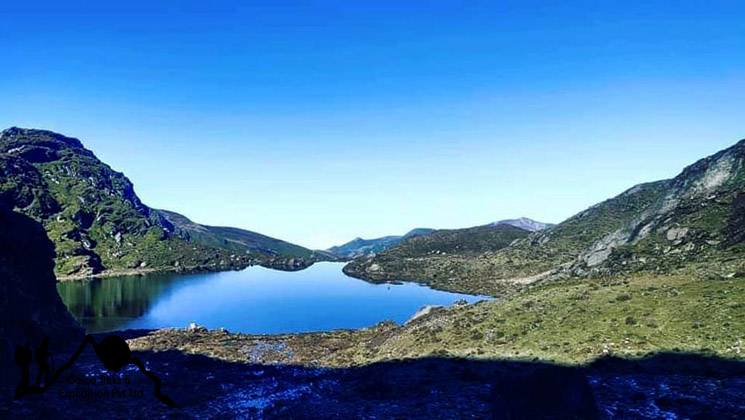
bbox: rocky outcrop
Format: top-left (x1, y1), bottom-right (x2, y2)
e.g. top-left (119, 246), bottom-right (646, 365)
top-left (0, 153), bottom-right (60, 219)
top-left (0, 206), bottom-right (83, 364)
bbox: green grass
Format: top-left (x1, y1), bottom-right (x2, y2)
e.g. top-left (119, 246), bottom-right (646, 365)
top-left (368, 273), bottom-right (745, 365)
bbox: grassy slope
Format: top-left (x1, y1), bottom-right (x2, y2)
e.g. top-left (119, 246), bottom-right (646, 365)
top-left (32, 136), bottom-right (253, 275)
top-left (583, 140), bottom-right (745, 278)
top-left (370, 271), bottom-right (745, 365)
top-left (499, 181), bottom-right (671, 277)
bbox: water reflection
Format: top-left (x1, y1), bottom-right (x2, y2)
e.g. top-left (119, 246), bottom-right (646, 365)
top-left (57, 273), bottom-right (186, 332)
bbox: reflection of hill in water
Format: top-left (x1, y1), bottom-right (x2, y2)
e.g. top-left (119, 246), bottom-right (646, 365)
top-left (57, 274), bottom-right (183, 332)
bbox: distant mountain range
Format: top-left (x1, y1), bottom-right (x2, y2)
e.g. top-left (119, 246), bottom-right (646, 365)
top-left (0, 127), bottom-right (330, 277)
top-left (344, 138), bottom-right (745, 295)
top-left (328, 218), bottom-right (552, 259)
top-left (327, 228), bottom-right (435, 259)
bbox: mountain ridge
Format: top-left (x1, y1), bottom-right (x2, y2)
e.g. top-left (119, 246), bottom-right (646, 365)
top-left (158, 209), bottom-right (337, 269)
top-left (0, 127), bottom-right (326, 277)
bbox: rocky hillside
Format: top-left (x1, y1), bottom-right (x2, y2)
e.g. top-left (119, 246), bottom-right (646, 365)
top-left (327, 228), bottom-right (434, 259)
top-left (0, 204), bottom-right (83, 363)
top-left (0, 127), bottom-right (324, 277)
top-left (345, 138), bottom-right (745, 295)
top-left (344, 224), bottom-right (531, 295)
top-left (563, 139), bottom-right (745, 279)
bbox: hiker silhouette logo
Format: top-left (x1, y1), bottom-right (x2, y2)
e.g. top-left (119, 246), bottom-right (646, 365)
top-left (13, 335), bottom-right (174, 407)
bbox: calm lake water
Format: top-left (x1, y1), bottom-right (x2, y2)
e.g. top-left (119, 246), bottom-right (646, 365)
top-left (57, 262), bottom-right (489, 334)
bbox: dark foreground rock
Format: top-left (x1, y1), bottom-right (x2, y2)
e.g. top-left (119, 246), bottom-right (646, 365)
top-left (0, 207), bottom-right (83, 365)
top-left (491, 366), bottom-right (600, 419)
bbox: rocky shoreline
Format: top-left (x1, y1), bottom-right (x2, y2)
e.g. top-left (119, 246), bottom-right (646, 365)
top-left (57, 257), bottom-right (316, 282)
top-left (56, 262), bottom-right (253, 282)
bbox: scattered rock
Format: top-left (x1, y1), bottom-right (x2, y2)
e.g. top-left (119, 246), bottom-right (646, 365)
top-left (188, 322), bottom-right (208, 332)
top-left (666, 227), bottom-right (689, 241)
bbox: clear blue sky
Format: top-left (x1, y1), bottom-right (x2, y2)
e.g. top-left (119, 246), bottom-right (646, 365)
top-left (1, 1), bottom-right (744, 249)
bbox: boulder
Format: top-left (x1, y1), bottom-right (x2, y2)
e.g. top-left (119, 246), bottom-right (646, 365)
top-left (491, 365), bottom-right (601, 420)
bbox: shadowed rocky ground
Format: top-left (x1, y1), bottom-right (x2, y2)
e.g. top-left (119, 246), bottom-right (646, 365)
top-left (1, 330), bottom-right (743, 419)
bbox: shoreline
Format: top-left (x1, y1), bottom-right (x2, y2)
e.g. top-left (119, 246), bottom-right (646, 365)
top-left (56, 262), bottom-right (256, 282)
top-left (342, 263), bottom-right (518, 298)
top-left (56, 257), bottom-right (324, 282)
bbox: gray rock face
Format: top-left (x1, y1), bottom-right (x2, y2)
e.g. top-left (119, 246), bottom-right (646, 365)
top-left (491, 217), bottom-right (555, 232)
top-left (582, 229), bottom-right (633, 267)
top-left (406, 305), bottom-right (443, 324)
top-left (666, 227), bottom-right (689, 241)
top-left (0, 206), bottom-right (83, 364)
